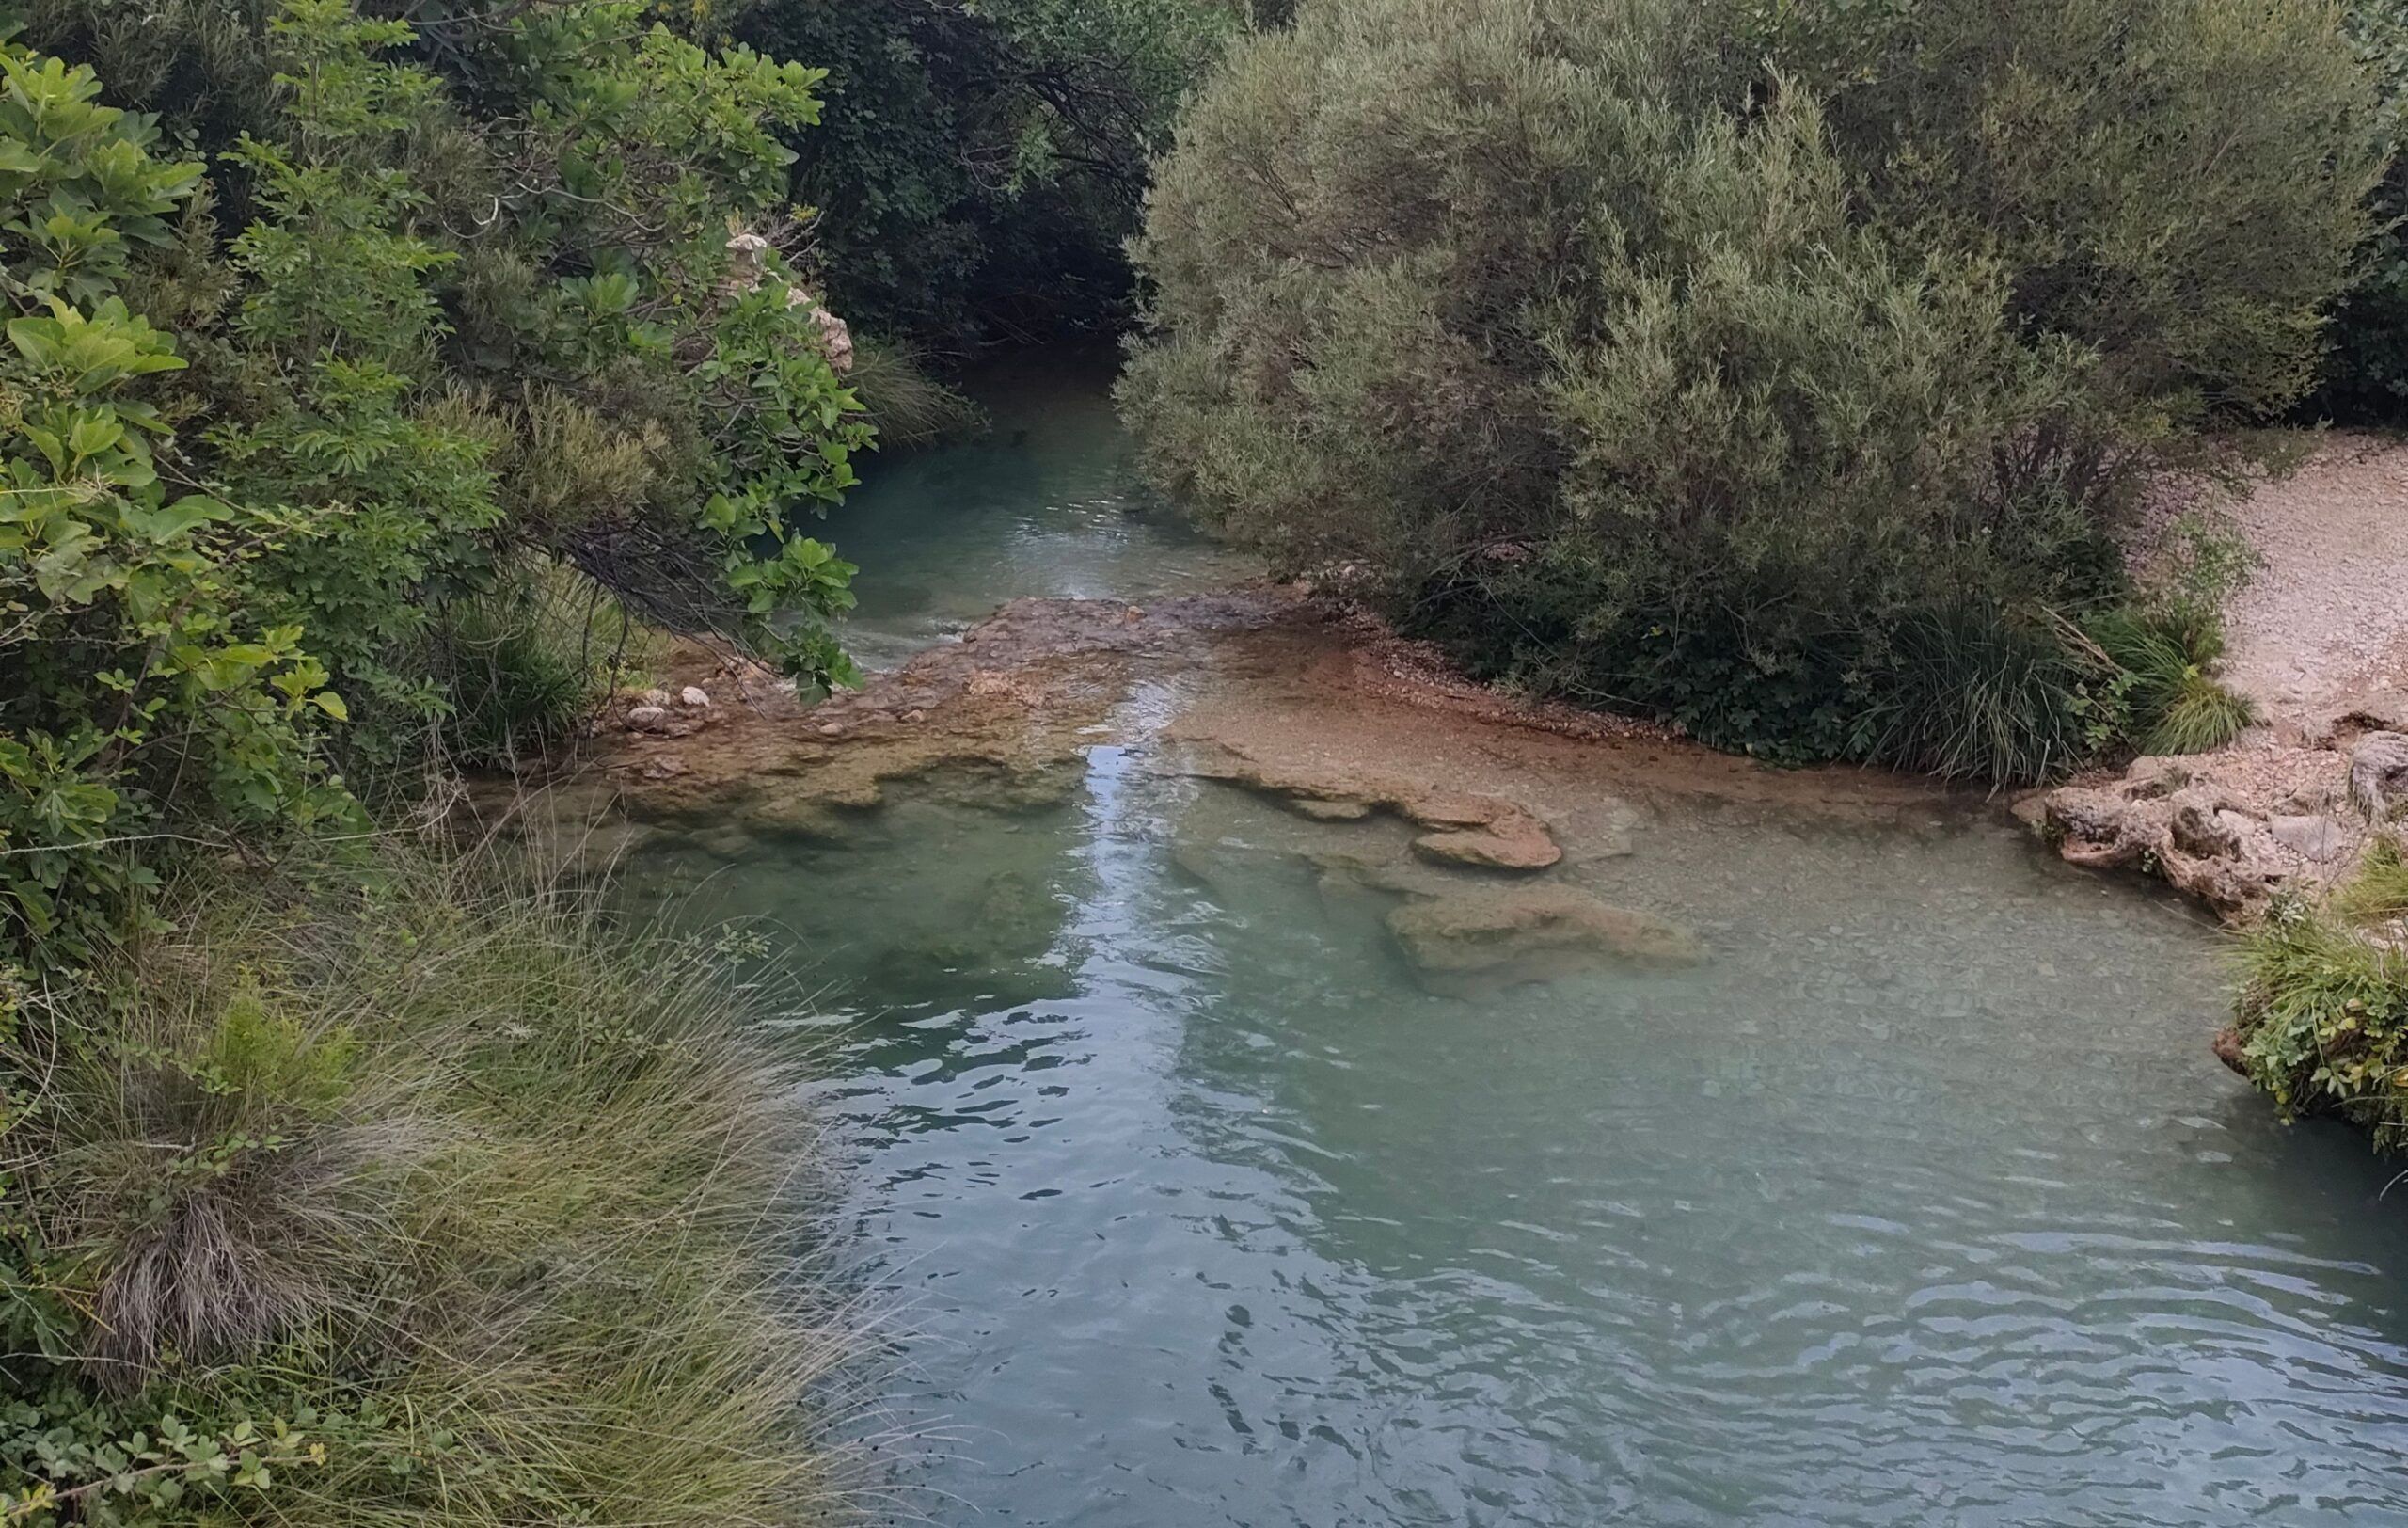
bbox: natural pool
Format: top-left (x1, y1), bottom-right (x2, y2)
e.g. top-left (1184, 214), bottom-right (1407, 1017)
top-left (626, 362), bottom-right (2408, 1526)
top-left (815, 345), bottom-right (1256, 676)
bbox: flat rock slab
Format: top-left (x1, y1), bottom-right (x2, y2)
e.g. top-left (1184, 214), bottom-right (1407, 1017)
top-left (1412, 826), bottom-right (1561, 871)
top-left (1180, 740), bottom-right (1581, 869)
top-left (1386, 883), bottom-right (1703, 989)
top-left (2269, 813), bottom-right (2352, 863)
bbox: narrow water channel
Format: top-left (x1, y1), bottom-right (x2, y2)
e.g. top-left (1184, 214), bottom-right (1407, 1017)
top-left (626, 358), bottom-right (2408, 1526)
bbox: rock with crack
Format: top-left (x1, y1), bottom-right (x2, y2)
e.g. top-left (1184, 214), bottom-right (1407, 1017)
top-left (2037, 745), bottom-right (2369, 920)
top-left (1386, 883), bottom-right (1703, 993)
top-left (2352, 732), bottom-right (2408, 820)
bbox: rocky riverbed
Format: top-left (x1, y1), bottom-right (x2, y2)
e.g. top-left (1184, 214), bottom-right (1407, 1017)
top-left (547, 584), bottom-right (1984, 994)
top-left (530, 432), bottom-right (2406, 1011)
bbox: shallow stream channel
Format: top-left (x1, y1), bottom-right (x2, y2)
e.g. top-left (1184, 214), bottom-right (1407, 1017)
top-left (621, 352), bottom-right (2408, 1526)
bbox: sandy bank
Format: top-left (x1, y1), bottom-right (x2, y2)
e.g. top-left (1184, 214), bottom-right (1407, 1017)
top-left (2035, 435), bottom-right (2408, 920)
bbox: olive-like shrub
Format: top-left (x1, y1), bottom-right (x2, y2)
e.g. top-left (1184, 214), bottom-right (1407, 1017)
top-left (1120, 0), bottom-right (2380, 777)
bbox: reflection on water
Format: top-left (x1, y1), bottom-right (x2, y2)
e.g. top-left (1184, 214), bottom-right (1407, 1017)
top-left (820, 346), bottom-right (1256, 674)
top-left (631, 746), bottom-right (2408, 1528)
top-left (627, 360), bottom-right (2408, 1525)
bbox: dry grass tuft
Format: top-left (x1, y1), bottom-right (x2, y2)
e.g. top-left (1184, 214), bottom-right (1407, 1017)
top-left (8, 844), bottom-right (864, 1525)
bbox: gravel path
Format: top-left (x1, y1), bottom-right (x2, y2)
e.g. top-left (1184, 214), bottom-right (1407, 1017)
top-left (2217, 431), bottom-right (2408, 732)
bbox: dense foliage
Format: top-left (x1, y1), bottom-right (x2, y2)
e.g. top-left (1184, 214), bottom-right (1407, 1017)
top-left (1122, 0), bottom-right (2375, 780)
top-left (735, 0), bottom-right (1243, 349)
top-left (0, 35), bottom-right (352, 971)
top-left (0, 8), bottom-right (867, 1520)
top-left (2318, 0), bottom-right (2408, 418)
top-left (0, 2), bottom-right (871, 965)
top-left (1753, 0), bottom-right (2383, 422)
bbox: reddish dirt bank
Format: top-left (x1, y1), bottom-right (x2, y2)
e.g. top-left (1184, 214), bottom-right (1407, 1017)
top-left (551, 585), bottom-right (1969, 838)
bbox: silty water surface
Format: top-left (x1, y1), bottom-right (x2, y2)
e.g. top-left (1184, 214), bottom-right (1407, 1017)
top-left (628, 362), bottom-right (2408, 1526)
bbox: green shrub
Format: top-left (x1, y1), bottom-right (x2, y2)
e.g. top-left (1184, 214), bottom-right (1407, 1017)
top-left (0, 848), bottom-right (850, 1525)
top-left (0, 4), bottom-right (886, 963)
top-left (2315, 0), bottom-right (2408, 419)
top-left (1751, 0), bottom-right (2388, 422)
top-left (0, 39), bottom-right (352, 974)
top-left (2234, 836), bottom-right (2408, 1149)
top-left (737, 0), bottom-right (1242, 347)
top-left (2083, 606), bottom-right (2258, 756)
top-left (1123, 0), bottom-right (2366, 779)
top-left (434, 563), bottom-right (644, 772)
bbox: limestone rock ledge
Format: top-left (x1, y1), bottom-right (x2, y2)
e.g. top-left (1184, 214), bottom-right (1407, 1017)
top-left (2029, 711), bottom-right (2407, 921)
top-left (1178, 739), bottom-right (1593, 871)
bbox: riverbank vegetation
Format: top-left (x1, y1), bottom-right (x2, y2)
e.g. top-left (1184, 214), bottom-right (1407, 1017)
top-left (6, 0), bottom-right (2406, 1508)
top-left (1119, 0), bottom-right (2383, 783)
top-left (3, 853), bottom-right (841, 1525)
top-left (0, 5), bottom-right (864, 1519)
top-left (731, 0), bottom-right (1247, 352)
top-left (2234, 836), bottom-right (2408, 1146)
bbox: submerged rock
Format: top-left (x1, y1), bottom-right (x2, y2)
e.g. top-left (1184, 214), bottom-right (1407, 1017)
top-left (1411, 825), bottom-right (1560, 871)
top-left (1180, 740), bottom-right (1578, 869)
top-left (1386, 883), bottom-right (1703, 989)
top-left (1285, 796), bottom-right (1374, 822)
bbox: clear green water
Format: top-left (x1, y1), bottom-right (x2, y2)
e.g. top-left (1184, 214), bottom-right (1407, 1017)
top-left (819, 345), bottom-right (1256, 674)
top-left (629, 365), bottom-right (2408, 1526)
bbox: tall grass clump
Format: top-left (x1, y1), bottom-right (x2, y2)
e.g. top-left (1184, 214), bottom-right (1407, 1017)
top-left (2083, 607), bottom-right (2258, 756)
top-left (847, 340), bottom-right (987, 449)
top-left (2233, 836), bottom-right (2408, 1149)
top-left (0, 850), bottom-right (856, 1526)
top-left (1873, 602), bottom-right (2096, 784)
top-left (1120, 0), bottom-right (2379, 782)
top-left (435, 561), bottom-right (665, 773)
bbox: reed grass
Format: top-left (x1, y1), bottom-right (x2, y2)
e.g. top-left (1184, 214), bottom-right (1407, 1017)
top-left (8, 845), bottom-right (860, 1525)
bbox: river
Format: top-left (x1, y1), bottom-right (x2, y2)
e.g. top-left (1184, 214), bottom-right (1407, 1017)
top-left (623, 354), bottom-right (2408, 1526)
